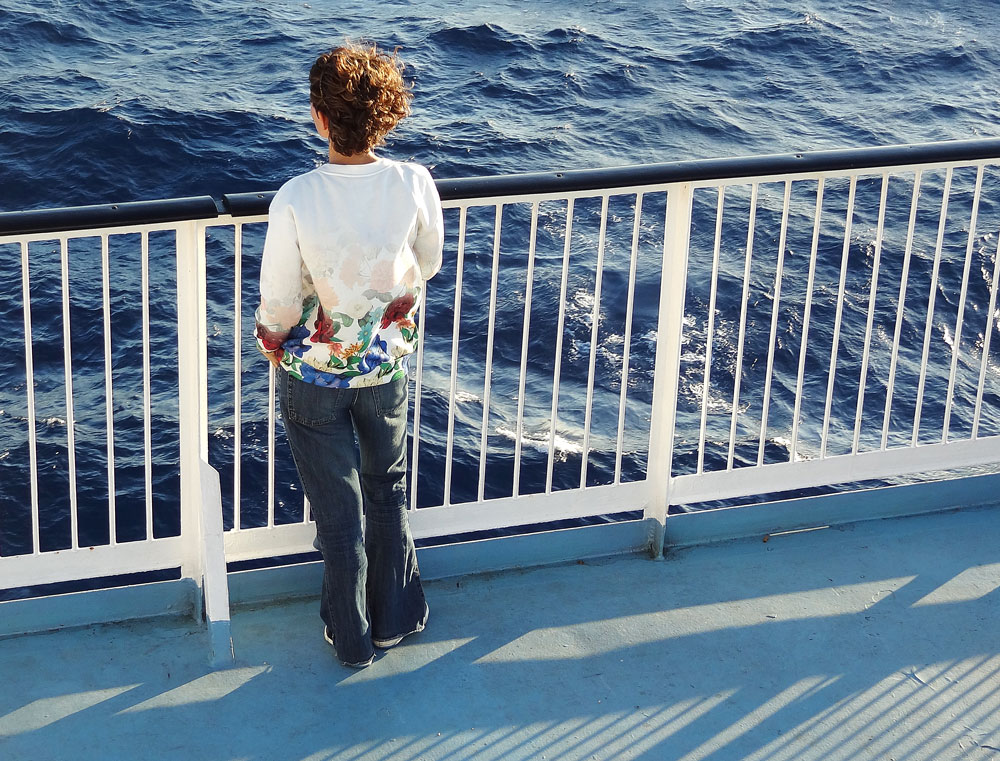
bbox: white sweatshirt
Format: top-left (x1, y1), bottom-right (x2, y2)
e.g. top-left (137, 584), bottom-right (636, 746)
top-left (255, 158), bottom-right (444, 387)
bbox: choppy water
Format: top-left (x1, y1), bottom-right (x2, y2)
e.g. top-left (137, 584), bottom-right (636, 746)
top-left (1, 0), bottom-right (999, 563)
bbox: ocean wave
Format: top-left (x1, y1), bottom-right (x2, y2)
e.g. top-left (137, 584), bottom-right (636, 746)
top-left (429, 23), bottom-right (524, 55)
top-left (0, 11), bottom-right (96, 48)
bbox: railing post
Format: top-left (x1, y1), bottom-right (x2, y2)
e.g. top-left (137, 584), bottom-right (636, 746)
top-left (176, 221), bottom-right (204, 588)
top-left (176, 220), bottom-right (234, 664)
top-left (199, 458), bottom-right (235, 665)
top-left (645, 183), bottom-right (693, 557)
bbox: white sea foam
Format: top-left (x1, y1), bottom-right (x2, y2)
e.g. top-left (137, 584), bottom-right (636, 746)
top-left (942, 324), bottom-right (955, 349)
top-left (494, 424), bottom-right (583, 462)
top-left (772, 436), bottom-right (792, 451)
top-left (684, 381), bottom-right (742, 413)
top-left (0, 409), bottom-right (29, 424)
top-left (572, 289), bottom-right (595, 314)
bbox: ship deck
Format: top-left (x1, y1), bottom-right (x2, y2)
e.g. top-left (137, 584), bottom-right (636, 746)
top-left (2, 504), bottom-right (998, 761)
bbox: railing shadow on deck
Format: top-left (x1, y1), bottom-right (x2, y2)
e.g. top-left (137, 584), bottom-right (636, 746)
top-left (1, 505), bottom-right (998, 760)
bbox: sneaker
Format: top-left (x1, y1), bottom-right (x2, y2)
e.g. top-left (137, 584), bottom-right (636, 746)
top-left (372, 603), bottom-right (429, 649)
top-left (324, 626), bottom-right (374, 669)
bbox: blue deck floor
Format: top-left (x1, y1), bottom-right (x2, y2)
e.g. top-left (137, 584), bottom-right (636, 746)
top-left (1, 505), bottom-right (998, 761)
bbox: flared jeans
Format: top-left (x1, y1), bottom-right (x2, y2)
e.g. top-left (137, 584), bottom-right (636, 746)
top-left (278, 370), bottom-right (426, 665)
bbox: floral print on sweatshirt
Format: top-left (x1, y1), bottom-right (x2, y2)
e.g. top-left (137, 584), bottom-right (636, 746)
top-left (256, 291), bottom-right (421, 388)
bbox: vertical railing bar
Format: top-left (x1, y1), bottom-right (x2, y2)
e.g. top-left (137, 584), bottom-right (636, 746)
top-left (546, 199), bottom-right (574, 493)
top-left (758, 181), bottom-right (792, 466)
top-left (266, 364), bottom-right (276, 527)
top-left (614, 191), bottom-right (644, 484)
top-left (698, 187), bottom-right (725, 474)
top-left (727, 183), bottom-right (758, 470)
top-left (852, 173), bottom-right (889, 455)
top-left (20, 241), bottom-right (40, 554)
top-left (973, 229), bottom-right (1000, 439)
top-left (410, 293), bottom-right (428, 511)
top-left (443, 207), bottom-right (468, 506)
top-left (303, 495), bottom-right (311, 524)
top-left (791, 179), bottom-right (824, 462)
top-left (820, 176), bottom-right (857, 459)
top-left (942, 164), bottom-right (984, 443)
top-left (141, 232), bottom-right (153, 539)
top-left (913, 167), bottom-right (953, 446)
top-left (60, 237), bottom-right (80, 549)
top-left (100, 233), bottom-right (117, 544)
top-left (580, 194), bottom-right (610, 490)
top-left (232, 223), bottom-right (243, 531)
top-left (514, 202), bottom-right (540, 497)
top-left (882, 171), bottom-right (922, 450)
top-left (477, 204), bottom-right (503, 503)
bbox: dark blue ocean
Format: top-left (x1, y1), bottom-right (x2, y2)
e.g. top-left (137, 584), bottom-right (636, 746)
top-left (2, 0), bottom-right (998, 207)
top-left (1, 0), bottom-right (999, 568)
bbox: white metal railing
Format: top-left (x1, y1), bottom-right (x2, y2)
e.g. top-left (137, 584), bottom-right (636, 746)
top-left (3, 224), bottom-right (191, 590)
top-left (211, 194), bottom-right (662, 564)
top-left (2, 141), bottom-right (999, 650)
top-left (670, 164), bottom-right (1000, 506)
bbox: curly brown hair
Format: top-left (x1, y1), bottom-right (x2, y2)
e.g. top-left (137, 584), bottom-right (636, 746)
top-left (309, 43), bottom-right (412, 156)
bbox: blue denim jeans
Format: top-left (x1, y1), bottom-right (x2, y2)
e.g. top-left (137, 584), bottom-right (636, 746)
top-left (278, 370), bottom-right (426, 665)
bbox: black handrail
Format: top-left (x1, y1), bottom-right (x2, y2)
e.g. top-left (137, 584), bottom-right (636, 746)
top-left (431, 138), bottom-right (1000, 202)
top-left (2, 138), bottom-right (999, 234)
top-left (0, 196), bottom-right (221, 237)
top-left (221, 191), bottom-right (274, 218)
